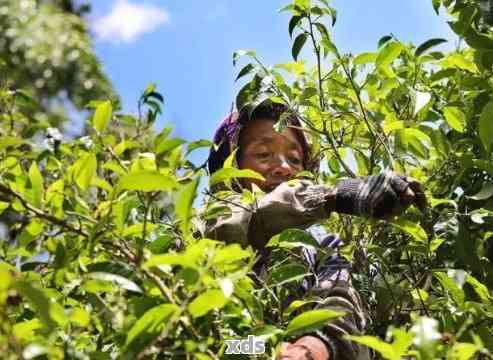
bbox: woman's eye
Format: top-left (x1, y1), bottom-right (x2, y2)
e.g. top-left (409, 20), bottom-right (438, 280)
top-left (290, 158), bottom-right (302, 165)
top-left (256, 152), bottom-right (270, 159)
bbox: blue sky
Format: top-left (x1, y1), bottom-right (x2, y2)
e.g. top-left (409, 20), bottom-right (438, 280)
top-left (89, 0), bottom-right (456, 165)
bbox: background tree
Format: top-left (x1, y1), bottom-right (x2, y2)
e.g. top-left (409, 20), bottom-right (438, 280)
top-left (0, 0), bottom-right (116, 129)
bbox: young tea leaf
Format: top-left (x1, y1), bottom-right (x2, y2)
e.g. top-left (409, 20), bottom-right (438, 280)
top-left (73, 153), bottom-right (97, 191)
top-left (176, 177), bottom-right (200, 235)
top-left (285, 309), bottom-right (344, 337)
top-left (125, 304), bottom-right (178, 354)
top-left (92, 100), bottom-right (112, 133)
top-left (117, 171), bottom-right (177, 193)
top-left (209, 168), bottom-right (264, 187)
top-left (188, 289), bottom-right (228, 318)
top-left (28, 162), bottom-right (43, 208)
top-left (443, 106), bottom-right (466, 133)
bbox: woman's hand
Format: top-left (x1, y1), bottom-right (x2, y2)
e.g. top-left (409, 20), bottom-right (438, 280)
top-left (335, 171), bottom-right (427, 219)
top-left (276, 336), bottom-right (330, 360)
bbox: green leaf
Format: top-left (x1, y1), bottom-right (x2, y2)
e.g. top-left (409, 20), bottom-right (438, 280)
top-left (441, 53), bottom-right (477, 73)
top-left (125, 304), bottom-right (178, 353)
top-left (28, 162), bottom-right (43, 208)
top-left (235, 63), bottom-right (255, 81)
top-left (267, 228), bottom-right (319, 249)
top-left (145, 253), bottom-right (198, 270)
top-left (353, 52), bottom-right (377, 65)
top-left (176, 177), bottom-right (200, 234)
top-left (88, 272), bottom-right (142, 293)
top-left (466, 275), bottom-right (490, 302)
top-left (285, 309), bottom-right (343, 337)
top-left (188, 289), bottom-right (228, 318)
top-left (117, 171), bottom-right (177, 192)
top-left (0, 201), bottom-right (9, 215)
top-left (468, 183), bottom-right (493, 200)
top-left (345, 335), bottom-right (398, 360)
top-left (435, 272), bottom-right (465, 305)
top-left (186, 139), bottom-right (213, 155)
top-left (124, 223), bottom-right (158, 237)
top-left (283, 300), bottom-right (319, 316)
top-left (209, 168), bottom-right (264, 187)
top-left (13, 319), bottom-right (42, 341)
top-left (376, 41), bottom-right (403, 68)
top-left (0, 136), bottom-right (26, 150)
top-left (155, 138), bottom-right (185, 155)
top-left (294, 0), bottom-right (310, 11)
top-left (378, 35), bottom-right (393, 48)
top-left (271, 263), bottom-right (306, 284)
top-left (233, 49), bottom-right (256, 66)
top-left (449, 343), bottom-right (480, 360)
top-left (15, 280), bottom-right (59, 332)
top-left (148, 235), bottom-right (174, 254)
top-left (432, 0), bottom-right (440, 14)
top-left (443, 106), bottom-right (466, 132)
top-left (391, 219), bottom-right (427, 242)
top-left (92, 100), bottom-right (112, 133)
top-left (415, 38), bottom-right (447, 57)
top-left (464, 28), bottom-right (493, 51)
top-left (68, 307), bottom-right (90, 327)
top-left (213, 244), bottom-right (252, 265)
top-left (398, 128), bottom-right (431, 159)
top-left (73, 153), bottom-right (97, 191)
top-left (18, 219), bottom-right (44, 247)
top-left (479, 101), bottom-right (493, 153)
top-left (289, 16), bottom-right (303, 38)
top-left (292, 33), bottom-right (308, 61)
top-left (314, 22), bottom-right (330, 42)
top-left (144, 83), bottom-right (156, 95)
top-left (236, 75), bottom-right (262, 110)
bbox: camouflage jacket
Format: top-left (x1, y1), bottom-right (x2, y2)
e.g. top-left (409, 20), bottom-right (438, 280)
top-left (204, 180), bottom-right (371, 360)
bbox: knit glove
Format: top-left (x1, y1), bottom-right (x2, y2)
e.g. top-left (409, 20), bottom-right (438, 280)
top-left (334, 171), bottom-right (426, 219)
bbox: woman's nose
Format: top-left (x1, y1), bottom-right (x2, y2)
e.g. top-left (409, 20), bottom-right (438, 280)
top-left (271, 156), bottom-right (295, 176)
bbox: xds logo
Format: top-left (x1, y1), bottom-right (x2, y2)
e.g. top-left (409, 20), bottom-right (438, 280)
top-left (225, 335), bottom-right (265, 355)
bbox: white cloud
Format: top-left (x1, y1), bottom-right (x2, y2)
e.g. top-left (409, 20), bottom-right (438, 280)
top-left (93, 0), bottom-right (169, 43)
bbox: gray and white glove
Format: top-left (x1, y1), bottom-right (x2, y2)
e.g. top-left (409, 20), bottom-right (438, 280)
top-left (334, 171), bottom-right (427, 219)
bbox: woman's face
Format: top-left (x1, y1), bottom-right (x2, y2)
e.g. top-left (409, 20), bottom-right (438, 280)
top-left (237, 118), bottom-right (305, 192)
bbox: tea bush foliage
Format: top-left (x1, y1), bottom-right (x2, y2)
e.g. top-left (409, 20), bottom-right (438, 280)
top-left (0, 0), bottom-right (493, 359)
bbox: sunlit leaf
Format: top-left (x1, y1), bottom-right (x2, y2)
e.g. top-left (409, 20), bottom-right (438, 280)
top-left (92, 100), bottom-right (112, 132)
top-left (88, 272), bottom-right (142, 293)
top-left (117, 171), bottom-right (177, 192)
top-left (209, 168), bottom-right (264, 187)
top-left (125, 304), bottom-right (178, 353)
top-left (391, 219), bottom-right (427, 242)
top-left (28, 162), bottom-right (43, 208)
top-left (285, 309), bottom-right (343, 337)
top-left (443, 106), bottom-right (466, 132)
top-left (176, 177), bottom-right (200, 234)
top-left (188, 289), bottom-right (228, 318)
top-left (73, 153), bottom-right (97, 190)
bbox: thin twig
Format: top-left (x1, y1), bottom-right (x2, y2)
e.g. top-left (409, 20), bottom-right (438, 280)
top-left (0, 183), bottom-right (88, 237)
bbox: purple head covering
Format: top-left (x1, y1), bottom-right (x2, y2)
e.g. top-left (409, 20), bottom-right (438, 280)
top-left (207, 103), bottom-right (319, 176)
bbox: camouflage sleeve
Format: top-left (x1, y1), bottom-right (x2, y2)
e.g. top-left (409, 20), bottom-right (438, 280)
top-left (308, 274), bottom-right (371, 360)
top-left (204, 180), bottom-right (337, 247)
top-left (303, 238), bottom-right (371, 360)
